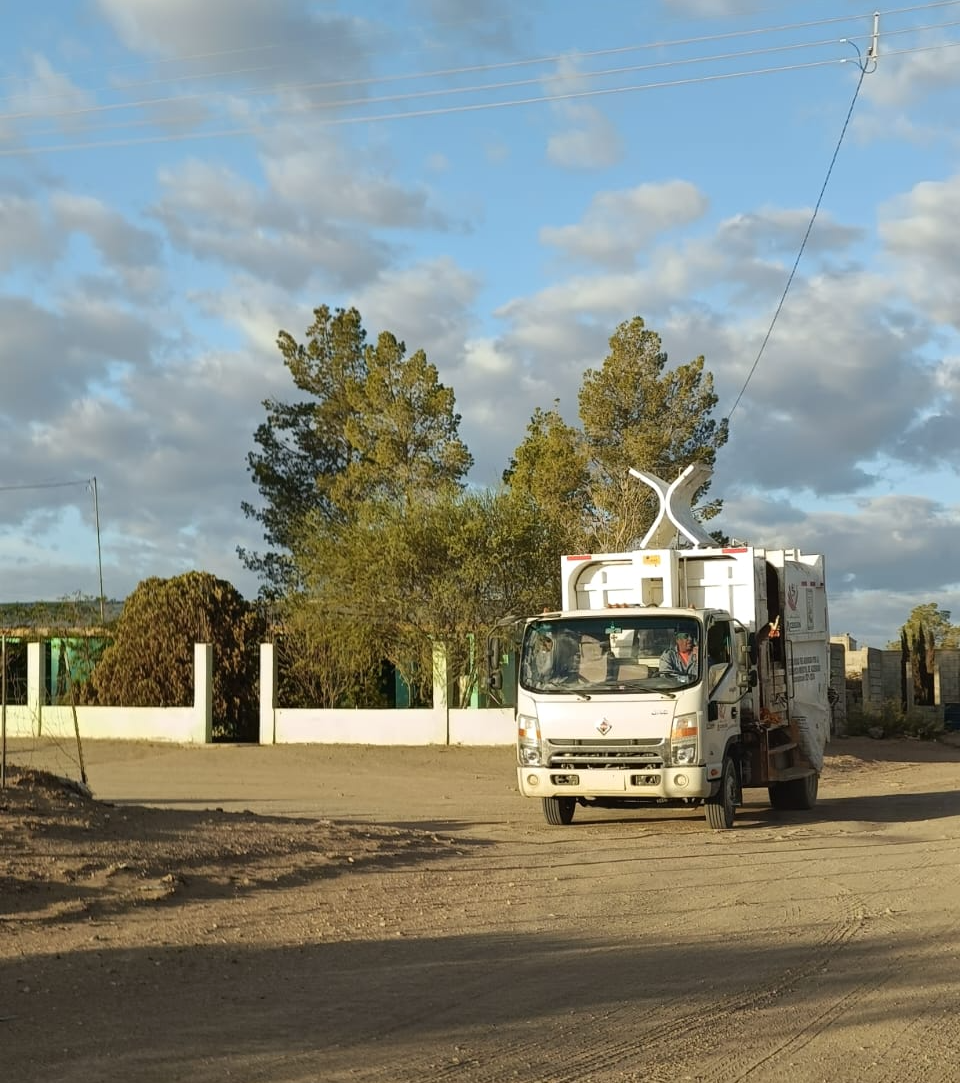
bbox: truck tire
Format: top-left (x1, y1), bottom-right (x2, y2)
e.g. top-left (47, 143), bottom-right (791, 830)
top-left (705, 757), bottom-right (737, 830)
top-left (768, 773), bottom-right (819, 811)
top-left (542, 796), bottom-right (576, 825)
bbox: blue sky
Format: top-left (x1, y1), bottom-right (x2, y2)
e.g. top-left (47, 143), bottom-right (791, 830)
top-left (1, 0), bottom-right (960, 648)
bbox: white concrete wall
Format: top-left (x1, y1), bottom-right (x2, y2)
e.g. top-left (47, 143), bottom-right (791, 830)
top-left (4, 703), bottom-right (207, 743)
top-left (2, 643), bottom-right (213, 744)
top-left (1, 640), bottom-right (514, 746)
top-left (267, 705), bottom-right (514, 746)
top-left (258, 644), bottom-right (514, 745)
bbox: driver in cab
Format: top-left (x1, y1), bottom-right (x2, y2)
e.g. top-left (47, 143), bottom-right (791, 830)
top-left (659, 630), bottom-right (699, 681)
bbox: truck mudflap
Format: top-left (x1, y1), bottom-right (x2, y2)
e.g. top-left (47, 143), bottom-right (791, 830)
top-left (517, 765), bottom-right (714, 801)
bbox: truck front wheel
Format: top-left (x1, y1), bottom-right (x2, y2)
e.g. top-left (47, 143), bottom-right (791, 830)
top-left (705, 757), bottom-right (737, 830)
top-left (542, 796), bottom-right (576, 825)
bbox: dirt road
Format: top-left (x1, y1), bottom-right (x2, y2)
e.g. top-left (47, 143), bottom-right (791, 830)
top-left (4, 736), bottom-right (960, 1082)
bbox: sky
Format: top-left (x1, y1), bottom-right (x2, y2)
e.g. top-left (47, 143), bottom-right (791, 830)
top-left (1, 0), bottom-right (959, 648)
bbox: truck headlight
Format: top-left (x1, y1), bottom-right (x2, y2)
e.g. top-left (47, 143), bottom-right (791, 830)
top-left (670, 712), bottom-right (699, 766)
top-left (673, 743), bottom-right (697, 765)
top-left (518, 713), bottom-right (543, 766)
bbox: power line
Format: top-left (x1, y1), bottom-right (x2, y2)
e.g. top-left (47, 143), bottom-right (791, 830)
top-left (1, 5), bottom-right (955, 137)
top-left (39, 2), bottom-right (960, 110)
top-left (0, 9), bottom-right (886, 111)
top-left (4, 35), bottom-right (958, 159)
top-left (725, 43), bottom-right (874, 424)
top-left (0, 479), bottom-right (92, 493)
top-left (10, 31), bottom-right (880, 135)
top-left (22, 17), bottom-right (960, 145)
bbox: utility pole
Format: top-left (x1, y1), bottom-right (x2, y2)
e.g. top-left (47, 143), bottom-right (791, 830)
top-left (866, 11), bottom-right (880, 65)
top-left (92, 476), bottom-right (105, 624)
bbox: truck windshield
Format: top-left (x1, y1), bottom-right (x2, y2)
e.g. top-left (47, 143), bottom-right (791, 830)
top-left (519, 616), bottom-right (702, 694)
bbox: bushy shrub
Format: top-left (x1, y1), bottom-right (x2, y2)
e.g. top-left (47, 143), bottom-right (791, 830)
top-left (77, 572), bottom-right (266, 741)
top-left (845, 699), bottom-right (944, 740)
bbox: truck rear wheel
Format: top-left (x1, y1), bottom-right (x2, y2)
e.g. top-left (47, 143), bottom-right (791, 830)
top-left (769, 773), bottom-right (819, 811)
top-left (542, 796), bottom-right (576, 825)
top-left (705, 757), bottom-right (737, 830)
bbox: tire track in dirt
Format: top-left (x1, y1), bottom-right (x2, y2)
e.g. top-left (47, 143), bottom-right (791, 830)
top-left (321, 824), bottom-right (960, 1083)
top-left (676, 835), bottom-right (960, 1082)
top-left (290, 844), bottom-right (875, 1082)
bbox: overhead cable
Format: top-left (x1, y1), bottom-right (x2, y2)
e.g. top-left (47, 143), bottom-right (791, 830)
top-left (724, 42), bottom-right (875, 423)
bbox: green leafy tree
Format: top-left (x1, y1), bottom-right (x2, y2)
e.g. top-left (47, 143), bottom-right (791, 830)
top-left (273, 606), bottom-right (392, 710)
top-left (898, 602), bottom-right (959, 649)
top-left (505, 316), bottom-right (728, 552)
top-left (503, 405), bottom-right (591, 534)
top-left (240, 306), bottom-right (472, 597)
top-left (333, 331), bottom-right (473, 510)
top-left (294, 489), bottom-right (560, 706)
top-left (78, 573), bottom-right (266, 740)
top-left (240, 306), bottom-right (366, 596)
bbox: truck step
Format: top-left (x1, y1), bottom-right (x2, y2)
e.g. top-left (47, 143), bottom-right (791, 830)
top-left (767, 741), bottom-right (797, 756)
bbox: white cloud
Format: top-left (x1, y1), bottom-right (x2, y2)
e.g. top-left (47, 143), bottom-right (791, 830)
top-left (261, 135), bottom-right (452, 230)
top-left (541, 181), bottom-right (707, 268)
top-left (880, 173), bottom-right (960, 328)
top-left (658, 0), bottom-right (771, 14)
top-left (0, 294), bottom-right (159, 425)
top-left (409, 0), bottom-right (522, 53)
top-left (546, 103), bottom-right (622, 170)
top-left (2, 53), bottom-right (97, 137)
top-left (0, 194), bottom-right (61, 271)
top-left (861, 37), bottom-right (960, 109)
top-left (52, 193), bottom-right (162, 268)
top-left (96, 0), bottom-right (370, 86)
top-left (352, 256), bottom-right (481, 388)
top-left (152, 158), bottom-right (391, 290)
top-left (713, 489), bottom-right (960, 646)
top-left (540, 55), bottom-right (623, 171)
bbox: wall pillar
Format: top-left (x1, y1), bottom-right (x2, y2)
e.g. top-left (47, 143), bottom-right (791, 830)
top-left (194, 643), bottom-right (213, 743)
top-left (27, 640), bottom-right (46, 734)
top-left (432, 640), bottom-right (450, 743)
top-left (259, 642), bottom-right (277, 745)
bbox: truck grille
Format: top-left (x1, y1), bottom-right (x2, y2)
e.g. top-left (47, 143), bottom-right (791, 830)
top-left (546, 737), bottom-right (665, 770)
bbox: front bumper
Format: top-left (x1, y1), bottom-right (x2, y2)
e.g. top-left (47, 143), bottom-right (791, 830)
top-left (517, 764), bottom-right (714, 801)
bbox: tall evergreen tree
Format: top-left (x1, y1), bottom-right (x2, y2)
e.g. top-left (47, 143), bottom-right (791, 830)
top-left (240, 305), bottom-right (472, 597)
top-left (900, 628), bottom-right (909, 713)
top-left (505, 316), bottom-right (728, 551)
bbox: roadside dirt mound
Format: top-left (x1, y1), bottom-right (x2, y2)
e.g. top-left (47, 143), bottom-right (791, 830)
top-left (0, 763), bottom-right (461, 924)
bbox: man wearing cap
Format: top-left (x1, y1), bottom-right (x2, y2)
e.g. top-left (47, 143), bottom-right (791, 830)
top-left (659, 629), bottom-right (700, 681)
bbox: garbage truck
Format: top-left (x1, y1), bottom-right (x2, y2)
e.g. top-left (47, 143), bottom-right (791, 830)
top-left (498, 464), bottom-right (832, 830)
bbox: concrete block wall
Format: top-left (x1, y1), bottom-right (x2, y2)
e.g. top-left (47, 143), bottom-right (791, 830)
top-left (935, 651), bottom-right (960, 706)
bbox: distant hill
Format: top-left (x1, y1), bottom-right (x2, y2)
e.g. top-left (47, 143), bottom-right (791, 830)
top-left (0, 599), bottom-right (124, 632)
